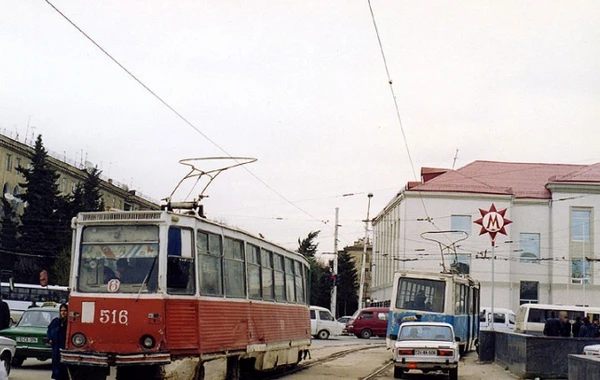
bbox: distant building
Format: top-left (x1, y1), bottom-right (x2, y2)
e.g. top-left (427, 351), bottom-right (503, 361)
top-left (371, 160), bottom-right (600, 313)
top-left (0, 131), bottom-right (159, 213)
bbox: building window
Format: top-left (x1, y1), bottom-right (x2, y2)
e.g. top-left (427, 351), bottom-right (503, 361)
top-left (451, 215), bottom-right (471, 236)
top-left (61, 178), bottom-right (67, 193)
top-left (571, 209), bottom-right (591, 242)
top-left (520, 233), bottom-right (540, 263)
top-left (571, 259), bottom-right (591, 285)
top-left (5, 154), bottom-right (12, 171)
top-left (15, 157), bottom-right (21, 171)
top-left (570, 208), bottom-right (593, 284)
top-left (520, 281), bottom-right (538, 304)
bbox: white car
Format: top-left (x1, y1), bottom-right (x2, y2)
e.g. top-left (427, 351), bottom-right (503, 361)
top-left (583, 344), bottom-right (600, 356)
top-left (392, 322), bottom-right (459, 380)
top-left (0, 336), bottom-right (16, 375)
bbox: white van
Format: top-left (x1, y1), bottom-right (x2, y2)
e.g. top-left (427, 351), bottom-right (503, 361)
top-left (516, 303), bottom-right (600, 335)
top-left (479, 307), bottom-right (516, 332)
top-left (309, 305), bottom-right (344, 339)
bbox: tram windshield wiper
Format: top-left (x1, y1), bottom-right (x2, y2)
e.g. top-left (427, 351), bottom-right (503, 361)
top-left (136, 256), bottom-right (158, 300)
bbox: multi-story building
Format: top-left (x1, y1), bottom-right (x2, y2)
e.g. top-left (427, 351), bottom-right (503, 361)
top-left (0, 131), bottom-right (159, 213)
top-left (371, 160), bottom-right (600, 313)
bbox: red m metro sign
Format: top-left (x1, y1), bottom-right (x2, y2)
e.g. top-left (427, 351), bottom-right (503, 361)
top-left (474, 203), bottom-right (512, 246)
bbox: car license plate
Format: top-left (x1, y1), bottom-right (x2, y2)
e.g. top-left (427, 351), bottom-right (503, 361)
top-left (415, 349), bottom-right (437, 355)
top-left (16, 337), bottom-right (38, 343)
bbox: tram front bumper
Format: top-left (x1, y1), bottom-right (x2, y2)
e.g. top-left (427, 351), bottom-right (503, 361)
top-left (61, 349), bottom-right (171, 367)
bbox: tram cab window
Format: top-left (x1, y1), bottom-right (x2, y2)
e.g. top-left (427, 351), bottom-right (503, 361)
top-left (167, 227), bottom-right (196, 295)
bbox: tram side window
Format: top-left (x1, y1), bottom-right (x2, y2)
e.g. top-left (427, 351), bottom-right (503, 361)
top-left (197, 231), bottom-right (223, 296)
top-left (167, 227), bottom-right (195, 295)
top-left (247, 244), bottom-right (262, 299)
top-left (294, 261), bottom-right (305, 304)
top-left (454, 284), bottom-right (467, 315)
top-left (261, 250), bottom-right (274, 300)
top-left (273, 254), bottom-right (285, 302)
top-left (223, 237), bottom-right (246, 298)
top-left (285, 258), bottom-right (295, 303)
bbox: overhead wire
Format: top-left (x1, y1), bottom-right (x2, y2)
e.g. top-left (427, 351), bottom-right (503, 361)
top-left (44, 0), bottom-right (329, 233)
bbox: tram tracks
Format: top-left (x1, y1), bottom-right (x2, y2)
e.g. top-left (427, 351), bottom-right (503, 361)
top-left (252, 343), bottom-right (390, 380)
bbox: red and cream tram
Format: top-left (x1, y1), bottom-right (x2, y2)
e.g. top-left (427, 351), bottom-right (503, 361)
top-left (62, 208), bottom-right (311, 380)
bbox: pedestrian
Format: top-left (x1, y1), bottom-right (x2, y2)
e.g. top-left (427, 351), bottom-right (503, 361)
top-left (560, 315), bottom-right (571, 337)
top-left (593, 318), bottom-right (600, 338)
top-left (47, 303), bottom-right (69, 380)
top-left (543, 311), bottom-right (562, 337)
top-left (0, 294), bottom-right (10, 330)
top-left (578, 317), bottom-right (596, 338)
top-left (572, 316), bottom-right (582, 338)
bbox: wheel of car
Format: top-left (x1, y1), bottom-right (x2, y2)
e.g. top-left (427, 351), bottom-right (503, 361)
top-left (317, 330), bottom-right (330, 340)
top-left (11, 356), bottom-right (24, 367)
top-left (393, 366), bottom-right (404, 379)
top-left (1, 352), bottom-right (11, 375)
top-left (360, 329), bottom-right (372, 339)
top-left (449, 367), bottom-right (458, 380)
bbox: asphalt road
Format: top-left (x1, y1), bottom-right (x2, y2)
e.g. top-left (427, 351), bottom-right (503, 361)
top-left (7, 335), bottom-right (518, 380)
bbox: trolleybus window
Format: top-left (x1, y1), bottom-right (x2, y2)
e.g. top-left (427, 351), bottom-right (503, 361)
top-left (396, 277), bottom-right (445, 313)
top-left (247, 244), bottom-right (262, 299)
top-left (197, 231), bottom-right (223, 296)
top-left (167, 227), bottom-right (195, 295)
top-left (224, 237), bottom-right (246, 298)
top-left (261, 250), bottom-right (274, 300)
top-left (78, 225), bottom-right (159, 293)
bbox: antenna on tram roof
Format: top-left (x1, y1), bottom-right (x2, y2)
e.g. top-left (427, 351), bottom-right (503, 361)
top-left (161, 157), bottom-right (257, 217)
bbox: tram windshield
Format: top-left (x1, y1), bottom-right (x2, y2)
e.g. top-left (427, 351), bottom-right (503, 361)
top-left (77, 225), bottom-right (159, 293)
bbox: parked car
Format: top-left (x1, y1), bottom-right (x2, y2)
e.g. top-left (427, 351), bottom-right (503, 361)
top-left (310, 306), bottom-right (344, 339)
top-left (337, 316), bottom-right (352, 335)
top-left (0, 305), bottom-right (59, 367)
top-left (345, 307), bottom-right (389, 339)
top-left (583, 344), bottom-right (600, 356)
top-left (0, 336), bottom-right (16, 375)
top-left (392, 321), bottom-right (459, 380)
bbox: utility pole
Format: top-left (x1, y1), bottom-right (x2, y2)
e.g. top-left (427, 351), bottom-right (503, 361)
top-left (330, 208), bottom-right (339, 318)
top-left (358, 193), bottom-right (373, 310)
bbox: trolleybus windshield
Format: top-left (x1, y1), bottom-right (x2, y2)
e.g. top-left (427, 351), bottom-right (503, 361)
top-left (77, 225), bottom-right (159, 293)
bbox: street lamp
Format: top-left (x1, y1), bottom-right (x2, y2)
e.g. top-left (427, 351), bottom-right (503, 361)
top-left (358, 193), bottom-right (373, 310)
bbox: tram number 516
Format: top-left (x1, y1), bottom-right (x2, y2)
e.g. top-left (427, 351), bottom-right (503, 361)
top-left (99, 309), bottom-right (129, 325)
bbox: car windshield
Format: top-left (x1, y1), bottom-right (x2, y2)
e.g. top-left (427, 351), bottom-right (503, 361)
top-left (18, 310), bottom-right (57, 328)
top-left (398, 325), bottom-right (453, 341)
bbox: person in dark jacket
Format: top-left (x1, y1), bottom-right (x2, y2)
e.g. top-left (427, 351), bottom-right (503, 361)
top-left (560, 315), bottom-right (572, 337)
top-left (572, 316), bottom-right (582, 338)
top-left (47, 303), bottom-right (69, 380)
top-left (0, 294), bottom-right (10, 330)
top-left (578, 317), bottom-right (596, 338)
top-left (543, 311), bottom-right (562, 336)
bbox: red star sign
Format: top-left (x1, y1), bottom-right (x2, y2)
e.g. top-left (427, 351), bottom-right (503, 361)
top-left (474, 203), bottom-right (512, 246)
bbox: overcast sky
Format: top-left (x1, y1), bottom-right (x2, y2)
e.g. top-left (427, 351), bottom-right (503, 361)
top-left (1, 1), bottom-right (599, 253)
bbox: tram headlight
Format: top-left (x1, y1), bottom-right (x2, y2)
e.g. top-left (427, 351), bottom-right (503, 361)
top-left (140, 335), bottom-right (156, 349)
top-left (71, 333), bottom-right (87, 347)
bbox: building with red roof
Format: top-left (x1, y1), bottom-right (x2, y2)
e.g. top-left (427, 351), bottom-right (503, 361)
top-left (371, 160), bottom-right (600, 313)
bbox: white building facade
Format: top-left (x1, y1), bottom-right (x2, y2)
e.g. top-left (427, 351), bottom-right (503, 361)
top-left (370, 161), bottom-right (600, 313)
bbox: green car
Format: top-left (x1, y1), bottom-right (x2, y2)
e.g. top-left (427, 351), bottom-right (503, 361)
top-left (0, 305), bottom-right (59, 367)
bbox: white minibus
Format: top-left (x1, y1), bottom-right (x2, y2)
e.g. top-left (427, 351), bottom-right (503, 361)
top-left (309, 305), bottom-right (344, 339)
top-left (479, 307), bottom-right (516, 332)
top-left (515, 303), bottom-right (600, 335)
